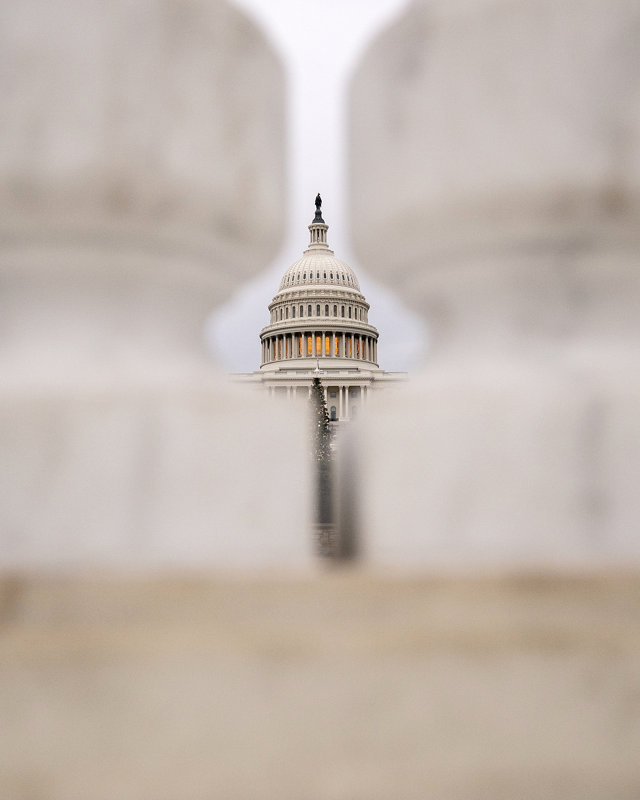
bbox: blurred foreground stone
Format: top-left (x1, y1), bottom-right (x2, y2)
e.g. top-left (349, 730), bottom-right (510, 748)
top-left (349, 0), bottom-right (640, 559)
top-left (0, 572), bottom-right (639, 800)
top-left (0, 0), bottom-right (304, 565)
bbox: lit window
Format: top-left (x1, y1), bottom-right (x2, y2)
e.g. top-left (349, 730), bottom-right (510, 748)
top-left (307, 336), bottom-right (312, 356)
top-left (325, 337), bottom-right (330, 355)
top-left (316, 335), bottom-right (321, 354)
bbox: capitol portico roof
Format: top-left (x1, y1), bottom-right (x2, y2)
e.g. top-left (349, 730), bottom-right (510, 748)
top-left (278, 252), bottom-right (360, 292)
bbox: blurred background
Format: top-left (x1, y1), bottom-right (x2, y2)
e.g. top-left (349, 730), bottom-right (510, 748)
top-left (1, 0), bottom-right (639, 798)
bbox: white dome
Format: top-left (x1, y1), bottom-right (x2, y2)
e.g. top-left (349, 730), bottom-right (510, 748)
top-left (259, 197), bottom-right (380, 373)
top-left (279, 251), bottom-right (360, 292)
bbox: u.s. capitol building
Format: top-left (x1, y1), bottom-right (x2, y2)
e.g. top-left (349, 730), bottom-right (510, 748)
top-left (239, 195), bottom-right (405, 420)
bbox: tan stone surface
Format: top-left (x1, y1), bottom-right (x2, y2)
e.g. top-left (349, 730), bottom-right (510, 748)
top-left (1, 573), bottom-right (639, 800)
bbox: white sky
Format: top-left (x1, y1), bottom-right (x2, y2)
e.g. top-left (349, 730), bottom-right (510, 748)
top-left (206, 0), bottom-right (427, 373)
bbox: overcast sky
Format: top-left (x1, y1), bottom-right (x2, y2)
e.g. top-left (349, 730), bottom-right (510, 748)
top-left (206, 0), bottom-right (427, 373)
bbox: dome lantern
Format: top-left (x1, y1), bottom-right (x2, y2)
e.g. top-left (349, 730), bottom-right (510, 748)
top-left (308, 192), bottom-right (328, 247)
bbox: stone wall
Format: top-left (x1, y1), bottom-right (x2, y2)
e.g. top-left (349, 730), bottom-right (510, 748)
top-left (1, 573), bottom-right (639, 800)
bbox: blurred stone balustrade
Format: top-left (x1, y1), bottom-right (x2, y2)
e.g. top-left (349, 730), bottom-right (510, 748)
top-left (348, 0), bottom-right (640, 566)
top-left (0, 0), bottom-right (313, 568)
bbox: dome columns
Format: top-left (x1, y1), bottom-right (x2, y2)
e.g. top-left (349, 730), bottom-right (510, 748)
top-left (259, 328), bottom-right (378, 368)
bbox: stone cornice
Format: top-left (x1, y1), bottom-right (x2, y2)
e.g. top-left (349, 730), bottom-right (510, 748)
top-left (260, 320), bottom-right (379, 338)
top-left (270, 286), bottom-right (366, 305)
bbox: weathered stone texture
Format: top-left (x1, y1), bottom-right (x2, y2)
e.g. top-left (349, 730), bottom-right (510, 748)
top-left (350, 0), bottom-right (640, 355)
top-left (0, 0), bottom-right (302, 567)
top-left (1, 574), bottom-right (639, 800)
top-left (0, 0), bottom-right (285, 370)
top-left (348, 0), bottom-right (640, 561)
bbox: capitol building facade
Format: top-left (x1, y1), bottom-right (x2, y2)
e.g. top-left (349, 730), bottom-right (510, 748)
top-left (239, 196), bottom-right (405, 421)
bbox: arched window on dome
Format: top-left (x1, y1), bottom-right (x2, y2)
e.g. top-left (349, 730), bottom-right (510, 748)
top-left (303, 273), bottom-right (306, 280)
top-left (300, 304), bottom-right (304, 317)
top-left (341, 306), bottom-right (345, 317)
top-left (324, 272), bottom-right (326, 279)
top-left (333, 305), bottom-right (337, 316)
top-left (348, 307), bottom-right (352, 318)
top-left (292, 306), bottom-right (296, 318)
top-left (325, 304), bottom-right (329, 316)
top-left (285, 308), bottom-right (289, 319)
top-left (316, 271), bottom-right (319, 279)
top-left (316, 304), bottom-right (320, 316)
top-left (330, 272), bottom-right (333, 280)
top-left (308, 305), bottom-right (312, 317)
top-left (280, 308), bottom-right (283, 320)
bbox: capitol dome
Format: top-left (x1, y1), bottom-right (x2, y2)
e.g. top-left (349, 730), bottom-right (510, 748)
top-left (238, 195), bottom-right (405, 424)
top-left (278, 252), bottom-right (360, 292)
top-left (259, 196), bottom-right (378, 372)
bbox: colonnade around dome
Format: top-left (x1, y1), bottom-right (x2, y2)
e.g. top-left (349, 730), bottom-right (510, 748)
top-left (261, 329), bottom-right (378, 366)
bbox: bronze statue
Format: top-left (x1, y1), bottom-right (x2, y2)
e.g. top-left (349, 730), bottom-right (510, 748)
top-left (315, 193), bottom-right (322, 210)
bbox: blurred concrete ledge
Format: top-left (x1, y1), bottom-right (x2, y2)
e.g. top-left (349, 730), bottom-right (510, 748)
top-left (0, 381), bottom-right (313, 570)
top-left (0, 571), bottom-right (639, 800)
